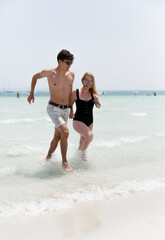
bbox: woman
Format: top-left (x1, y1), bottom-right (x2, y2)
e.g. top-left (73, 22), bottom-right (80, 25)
top-left (72, 72), bottom-right (101, 161)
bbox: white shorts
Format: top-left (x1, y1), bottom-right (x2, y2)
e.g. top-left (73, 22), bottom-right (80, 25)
top-left (47, 104), bottom-right (70, 128)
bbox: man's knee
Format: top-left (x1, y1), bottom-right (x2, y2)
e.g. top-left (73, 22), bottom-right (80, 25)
top-left (61, 129), bottom-right (69, 139)
top-left (55, 135), bottom-right (61, 142)
top-left (58, 125), bottom-right (69, 139)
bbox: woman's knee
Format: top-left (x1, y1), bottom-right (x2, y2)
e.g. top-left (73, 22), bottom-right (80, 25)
top-left (86, 132), bottom-right (93, 143)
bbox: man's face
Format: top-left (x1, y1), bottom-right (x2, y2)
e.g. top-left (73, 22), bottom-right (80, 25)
top-left (60, 59), bottom-right (73, 71)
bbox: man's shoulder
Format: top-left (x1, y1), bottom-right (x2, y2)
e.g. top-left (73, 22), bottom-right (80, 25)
top-left (68, 71), bottom-right (75, 80)
top-left (40, 68), bottom-right (57, 77)
top-left (43, 68), bottom-right (56, 73)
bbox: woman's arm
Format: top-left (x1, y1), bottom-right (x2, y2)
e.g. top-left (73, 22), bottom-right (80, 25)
top-left (93, 94), bottom-right (101, 108)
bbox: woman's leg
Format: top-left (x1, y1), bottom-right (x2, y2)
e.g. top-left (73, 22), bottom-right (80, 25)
top-left (73, 121), bottom-right (93, 151)
top-left (78, 136), bottom-right (85, 150)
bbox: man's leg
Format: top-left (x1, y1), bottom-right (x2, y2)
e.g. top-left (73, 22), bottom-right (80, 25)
top-left (46, 128), bottom-right (61, 160)
top-left (58, 124), bottom-right (73, 172)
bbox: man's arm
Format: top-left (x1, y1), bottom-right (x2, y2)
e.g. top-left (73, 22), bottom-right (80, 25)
top-left (27, 69), bottom-right (51, 104)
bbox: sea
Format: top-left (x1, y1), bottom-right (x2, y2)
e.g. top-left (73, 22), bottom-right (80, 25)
top-left (0, 90), bottom-right (165, 217)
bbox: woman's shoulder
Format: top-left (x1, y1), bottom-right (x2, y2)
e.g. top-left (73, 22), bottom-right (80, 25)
top-left (73, 89), bottom-right (80, 101)
top-left (73, 88), bottom-right (80, 94)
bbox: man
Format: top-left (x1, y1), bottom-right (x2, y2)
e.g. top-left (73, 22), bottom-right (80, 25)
top-left (27, 49), bottom-right (74, 172)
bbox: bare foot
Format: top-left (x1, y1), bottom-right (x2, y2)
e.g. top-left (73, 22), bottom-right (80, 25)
top-left (62, 162), bottom-right (73, 172)
top-left (81, 151), bottom-right (88, 161)
top-left (45, 154), bottom-right (52, 161)
top-left (45, 143), bottom-right (56, 161)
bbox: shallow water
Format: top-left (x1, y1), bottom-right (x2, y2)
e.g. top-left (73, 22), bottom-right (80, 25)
top-left (0, 91), bottom-right (165, 217)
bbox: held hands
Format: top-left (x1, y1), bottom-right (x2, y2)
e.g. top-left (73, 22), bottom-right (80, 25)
top-left (69, 109), bottom-right (75, 119)
top-left (27, 93), bottom-right (35, 104)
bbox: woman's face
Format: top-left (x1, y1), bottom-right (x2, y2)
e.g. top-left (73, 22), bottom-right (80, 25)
top-left (82, 75), bottom-right (93, 88)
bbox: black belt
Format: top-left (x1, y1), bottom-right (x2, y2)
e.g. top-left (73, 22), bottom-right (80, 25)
top-left (49, 101), bottom-right (71, 109)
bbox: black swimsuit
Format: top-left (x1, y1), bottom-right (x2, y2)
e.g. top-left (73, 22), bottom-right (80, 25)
top-left (73, 89), bottom-right (95, 127)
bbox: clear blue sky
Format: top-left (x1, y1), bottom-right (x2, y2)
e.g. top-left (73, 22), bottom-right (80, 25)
top-left (1, 0), bottom-right (165, 91)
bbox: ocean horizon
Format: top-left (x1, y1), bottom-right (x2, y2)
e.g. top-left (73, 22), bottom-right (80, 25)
top-left (0, 89), bottom-right (164, 96)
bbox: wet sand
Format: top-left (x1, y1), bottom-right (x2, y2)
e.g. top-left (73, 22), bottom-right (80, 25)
top-left (0, 189), bottom-right (165, 240)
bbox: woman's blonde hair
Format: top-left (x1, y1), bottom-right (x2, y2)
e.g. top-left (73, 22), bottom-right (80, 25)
top-left (81, 72), bottom-right (98, 95)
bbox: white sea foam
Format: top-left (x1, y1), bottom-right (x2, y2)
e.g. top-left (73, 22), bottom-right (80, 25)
top-left (0, 118), bottom-right (51, 124)
top-left (95, 135), bottom-right (148, 148)
top-left (7, 144), bottom-right (45, 156)
top-left (121, 136), bottom-right (148, 143)
top-left (131, 112), bottom-right (147, 117)
top-left (96, 141), bottom-right (121, 148)
top-left (0, 166), bottom-right (18, 177)
top-left (153, 132), bottom-right (165, 136)
top-left (0, 179), bottom-right (165, 217)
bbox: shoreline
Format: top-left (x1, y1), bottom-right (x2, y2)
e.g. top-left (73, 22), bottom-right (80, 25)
top-left (0, 189), bottom-right (165, 240)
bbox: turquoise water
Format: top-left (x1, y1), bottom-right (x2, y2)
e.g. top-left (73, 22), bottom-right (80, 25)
top-left (0, 91), bottom-right (165, 217)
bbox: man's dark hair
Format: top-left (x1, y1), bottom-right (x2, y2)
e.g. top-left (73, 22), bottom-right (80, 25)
top-left (57, 49), bottom-right (74, 62)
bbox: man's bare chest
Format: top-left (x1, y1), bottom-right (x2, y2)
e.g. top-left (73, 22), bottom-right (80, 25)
top-left (48, 75), bottom-right (71, 89)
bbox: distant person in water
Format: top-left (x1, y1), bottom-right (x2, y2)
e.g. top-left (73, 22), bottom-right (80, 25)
top-left (17, 92), bottom-right (20, 98)
top-left (27, 49), bottom-right (74, 172)
top-left (72, 72), bottom-right (101, 161)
